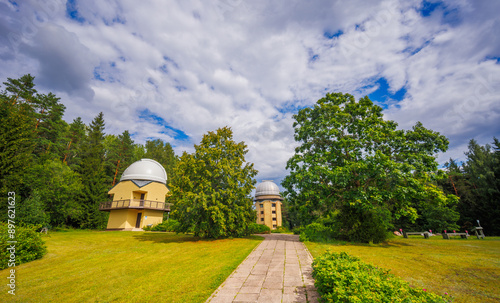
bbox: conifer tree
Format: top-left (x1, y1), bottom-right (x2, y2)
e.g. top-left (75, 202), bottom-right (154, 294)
top-left (77, 112), bottom-right (108, 229)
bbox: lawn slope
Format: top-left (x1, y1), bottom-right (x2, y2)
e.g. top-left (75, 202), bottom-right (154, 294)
top-left (305, 236), bottom-right (500, 303)
top-left (0, 230), bottom-right (262, 302)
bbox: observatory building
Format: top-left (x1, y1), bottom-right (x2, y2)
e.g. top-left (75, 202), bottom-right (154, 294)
top-left (255, 180), bottom-right (283, 230)
top-left (99, 159), bottom-right (171, 231)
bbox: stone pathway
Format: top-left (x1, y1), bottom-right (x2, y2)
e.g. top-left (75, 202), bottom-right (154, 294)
top-left (206, 234), bottom-right (319, 303)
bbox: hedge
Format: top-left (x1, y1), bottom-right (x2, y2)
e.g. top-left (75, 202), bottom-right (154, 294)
top-left (312, 251), bottom-right (453, 302)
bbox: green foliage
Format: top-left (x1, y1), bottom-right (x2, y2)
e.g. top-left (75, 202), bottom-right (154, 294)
top-left (271, 226), bottom-right (289, 233)
top-left (16, 190), bottom-right (50, 227)
top-left (0, 77), bottom-right (36, 205)
top-left (170, 127), bottom-right (258, 238)
top-left (144, 139), bottom-right (177, 186)
top-left (283, 92), bottom-right (453, 242)
top-left (26, 160), bottom-right (84, 227)
top-left (247, 223), bottom-right (271, 234)
top-left (437, 138), bottom-right (500, 235)
top-left (0, 223), bottom-right (47, 269)
top-left (77, 112), bottom-right (109, 229)
top-left (143, 219), bottom-right (180, 232)
top-left (313, 250), bottom-right (452, 303)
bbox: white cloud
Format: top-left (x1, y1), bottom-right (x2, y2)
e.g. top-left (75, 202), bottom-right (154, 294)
top-left (1, 0), bottom-right (499, 188)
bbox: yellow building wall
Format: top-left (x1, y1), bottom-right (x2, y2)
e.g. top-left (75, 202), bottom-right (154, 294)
top-left (106, 180), bottom-right (169, 230)
top-left (108, 181), bottom-right (169, 201)
top-left (142, 210), bottom-right (164, 227)
top-left (256, 200), bottom-right (282, 230)
top-left (107, 209), bottom-right (129, 229)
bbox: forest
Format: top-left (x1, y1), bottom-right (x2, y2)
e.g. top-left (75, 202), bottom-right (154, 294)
top-left (1, 74), bottom-right (499, 237)
top-left (0, 74), bottom-right (176, 229)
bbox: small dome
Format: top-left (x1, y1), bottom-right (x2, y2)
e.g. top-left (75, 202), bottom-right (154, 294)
top-left (255, 180), bottom-right (281, 197)
top-left (120, 159), bottom-right (167, 184)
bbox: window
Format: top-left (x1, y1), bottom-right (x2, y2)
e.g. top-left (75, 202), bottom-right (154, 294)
top-left (260, 204), bottom-right (264, 208)
top-left (272, 210), bottom-right (276, 214)
top-left (272, 218), bottom-right (276, 221)
top-left (260, 211), bottom-right (264, 214)
top-left (260, 218), bottom-right (264, 221)
top-left (272, 203), bottom-right (276, 207)
top-left (273, 225), bottom-right (277, 228)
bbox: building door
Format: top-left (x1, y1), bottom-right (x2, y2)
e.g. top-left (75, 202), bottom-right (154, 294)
top-left (140, 193), bottom-right (145, 206)
top-left (135, 213), bottom-right (142, 228)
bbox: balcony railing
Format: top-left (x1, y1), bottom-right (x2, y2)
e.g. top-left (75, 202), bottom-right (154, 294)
top-left (99, 199), bottom-right (172, 211)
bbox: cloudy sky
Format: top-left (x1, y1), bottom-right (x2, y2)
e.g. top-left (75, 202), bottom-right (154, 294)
top-left (1, 0), bottom-right (499, 187)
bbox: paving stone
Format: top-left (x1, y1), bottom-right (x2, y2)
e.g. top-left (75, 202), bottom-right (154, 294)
top-left (206, 234), bottom-right (319, 303)
top-left (258, 289), bottom-right (282, 303)
top-left (234, 292), bottom-right (259, 302)
top-left (240, 286), bottom-right (262, 294)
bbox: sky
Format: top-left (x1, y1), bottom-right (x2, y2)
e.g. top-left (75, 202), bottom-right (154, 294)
top-left (1, 0), bottom-right (499, 188)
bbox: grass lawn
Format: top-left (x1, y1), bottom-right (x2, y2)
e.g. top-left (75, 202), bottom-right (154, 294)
top-left (0, 230), bottom-right (262, 302)
top-left (305, 235), bottom-right (500, 303)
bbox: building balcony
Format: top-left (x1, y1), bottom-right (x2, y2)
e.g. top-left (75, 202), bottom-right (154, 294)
top-left (99, 199), bottom-right (172, 212)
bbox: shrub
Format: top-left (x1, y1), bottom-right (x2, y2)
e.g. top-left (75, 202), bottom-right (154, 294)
top-left (0, 223), bottom-right (47, 269)
top-left (292, 226), bottom-right (304, 235)
top-left (271, 226), bottom-right (289, 233)
top-left (247, 223), bottom-right (270, 234)
top-left (144, 219), bottom-right (180, 232)
top-left (313, 250), bottom-right (453, 303)
top-left (299, 222), bottom-right (333, 242)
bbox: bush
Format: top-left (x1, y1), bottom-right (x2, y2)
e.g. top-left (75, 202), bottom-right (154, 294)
top-left (299, 222), bottom-right (333, 242)
top-left (292, 226), bottom-right (304, 235)
top-left (313, 250), bottom-right (453, 303)
top-left (247, 223), bottom-right (270, 234)
top-left (334, 206), bottom-right (391, 243)
top-left (271, 226), bottom-right (289, 233)
top-left (143, 219), bottom-right (180, 232)
top-left (0, 223), bottom-right (47, 269)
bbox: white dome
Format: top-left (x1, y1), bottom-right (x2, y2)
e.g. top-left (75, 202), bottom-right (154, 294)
top-left (255, 180), bottom-right (281, 197)
top-left (120, 159), bottom-right (167, 184)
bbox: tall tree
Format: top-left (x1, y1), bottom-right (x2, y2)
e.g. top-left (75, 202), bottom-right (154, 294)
top-left (462, 139), bottom-right (500, 235)
top-left (105, 130), bottom-right (135, 186)
top-left (144, 139), bottom-right (177, 185)
top-left (0, 76), bottom-right (37, 208)
top-left (77, 112), bottom-right (108, 229)
top-left (170, 127), bottom-right (257, 238)
top-left (283, 92), bottom-right (456, 242)
top-left (63, 117), bottom-right (87, 170)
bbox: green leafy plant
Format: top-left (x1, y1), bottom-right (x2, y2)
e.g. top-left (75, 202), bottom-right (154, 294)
top-left (247, 223), bottom-right (270, 234)
top-left (313, 250), bottom-right (453, 302)
top-left (143, 219), bottom-right (180, 232)
top-left (0, 223), bottom-right (47, 269)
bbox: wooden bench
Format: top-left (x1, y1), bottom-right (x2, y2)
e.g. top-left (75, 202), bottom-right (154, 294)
top-left (442, 232), bottom-right (469, 239)
top-left (403, 231), bottom-right (430, 239)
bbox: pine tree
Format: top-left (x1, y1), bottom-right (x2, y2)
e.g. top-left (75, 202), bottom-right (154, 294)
top-left (77, 112), bottom-right (109, 229)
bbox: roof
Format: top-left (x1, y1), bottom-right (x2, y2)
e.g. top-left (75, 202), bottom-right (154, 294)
top-left (120, 158), bottom-right (167, 184)
top-left (255, 180), bottom-right (281, 197)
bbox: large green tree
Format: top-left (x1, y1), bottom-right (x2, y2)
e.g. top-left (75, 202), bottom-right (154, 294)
top-left (170, 127), bottom-right (257, 238)
top-left (0, 75), bottom-right (37, 213)
top-left (283, 92), bottom-right (457, 242)
top-left (461, 139), bottom-right (500, 235)
top-left (77, 112), bottom-right (109, 229)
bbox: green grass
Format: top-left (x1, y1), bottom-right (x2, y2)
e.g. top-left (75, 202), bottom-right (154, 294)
top-left (305, 236), bottom-right (500, 303)
top-left (0, 230), bottom-right (262, 302)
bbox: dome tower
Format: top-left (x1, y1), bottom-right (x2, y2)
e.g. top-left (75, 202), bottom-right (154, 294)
top-left (100, 159), bottom-right (171, 231)
top-left (255, 180), bottom-right (283, 230)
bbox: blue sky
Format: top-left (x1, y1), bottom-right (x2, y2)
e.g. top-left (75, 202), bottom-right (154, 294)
top-left (0, 0), bottom-right (499, 187)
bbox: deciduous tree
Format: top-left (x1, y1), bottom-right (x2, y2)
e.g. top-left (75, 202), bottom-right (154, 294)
top-left (170, 127), bottom-right (257, 238)
top-left (283, 92), bottom-right (455, 242)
